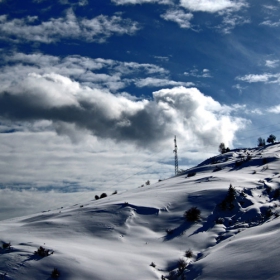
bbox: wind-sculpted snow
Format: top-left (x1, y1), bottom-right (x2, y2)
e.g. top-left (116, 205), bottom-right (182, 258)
top-left (1, 144), bottom-right (280, 279)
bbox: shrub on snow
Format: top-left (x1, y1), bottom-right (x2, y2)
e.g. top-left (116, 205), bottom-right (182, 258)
top-left (185, 249), bottom-right (194, 258)
top-left (100, 193), bottom-right (107, 199)
top-left (184, 207), bottom-right (201, 222)
top-left (51, 268), bottom-right (60, 279)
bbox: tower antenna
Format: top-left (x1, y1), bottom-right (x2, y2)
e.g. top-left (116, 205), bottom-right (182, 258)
top-left (174, 135), bottom-right (179, 175)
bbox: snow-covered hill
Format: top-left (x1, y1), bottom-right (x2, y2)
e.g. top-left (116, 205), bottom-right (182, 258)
top-left (1, 144), bottom-right (280, 280)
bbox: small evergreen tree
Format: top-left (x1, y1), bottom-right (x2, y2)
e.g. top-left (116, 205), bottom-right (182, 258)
top-left (184, 207), bottom-right (201, 222)
top-left (177, 259), bottom-right (187, 273)
top-left (100, 193), bottom-right (107, 199)
top-left (219, 184), bottom-right (236, 210)
top-left (258, 137), bottom-right (265, 147)
top-left (227, 184), bottom-right (236, 203)
top-left (219, 143), bottom-right (230, 154)
top-left (267, 134), bottom-right (276, 144)
top-left (2, 242), bottom-right (11, 250)
top-left (219, 143), bottom-right (225, 153)
top-left (185, 249), bottom-right (194, 258)
top-left (51, 268), bottom-right (60, 279)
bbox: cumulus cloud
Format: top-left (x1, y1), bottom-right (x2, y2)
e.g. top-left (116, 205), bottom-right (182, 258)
top-left (152, 87), bottom-right (246, 147)
top-left (179, 0), bottom-right (247, 13)
top-left (0, 53), bottom-right (247, 149)
top-left (0, 9), bottom-right (139, 43)
top-left (161, 9), bottom-right (193, 29)
top-left (0, 67), bottom-right (247, 149)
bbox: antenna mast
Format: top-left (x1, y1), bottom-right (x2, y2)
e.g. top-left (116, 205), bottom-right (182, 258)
top-left (174, 136), bottom-right (179, 175)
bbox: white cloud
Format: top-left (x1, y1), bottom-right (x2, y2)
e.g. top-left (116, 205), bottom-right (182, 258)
top-left (184, 68), bottom-right (212, 78)
top-left (161, 9), bottom-right (193, 29)
top-left (237, 73), bottom-right (270, 83)
top-left (1, 53), bottom-right (169, 92)
top-left (114, 61), bottom-right (168, 75)
top-left (152, 87), bottom-right (247, 147)
top-left (0, 9), bottom-right (139, 43)
top-left (154, 56), bottom-right (169, 62)
top-left (260, 20), bottom-right (280, 27)
top-left (179, 0), bottom-right (247, 13)
top-left (236, 73), bottom-right (280, 84)
top-left (111, 0), bottom-right (170, 5)
top-left (217, 13), bottom-right (250, 33)
top-left (263, 5), bottom-right (278, 11)
top-left (111, 0), bottom-right (247, 14)
top-left (232, 83), bottom-right (246, 94)
top-left (268, 105), bottom-right (280, 114)
top-left (135, 77), bottom-right (194, 87)
top-left (17, 72), bottom-right (82, 108)
top-left (79, 0), bottom-right (88, 5)
top-left (232, 104), bottom-right (263, 115)
top-left (250, 109), bottom-right (263, 115)
top-left (59, 0), bottom-right (88, 5)
top-left (0, 66), bottom-right (247, 149)
top-left (265, 60), bottom-right (279, 68)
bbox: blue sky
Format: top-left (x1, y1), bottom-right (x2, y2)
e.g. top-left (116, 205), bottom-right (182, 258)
top-left (1, 0), bottom-right (280, 219)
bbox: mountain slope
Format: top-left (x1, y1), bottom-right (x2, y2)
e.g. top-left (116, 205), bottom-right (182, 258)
top-left (1, 144), bottom-right (280, 279)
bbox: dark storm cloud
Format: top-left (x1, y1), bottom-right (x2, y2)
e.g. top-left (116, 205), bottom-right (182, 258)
top-left (0, 84), bottom-right (170, 148)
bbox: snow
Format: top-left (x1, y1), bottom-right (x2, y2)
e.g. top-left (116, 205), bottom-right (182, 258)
top-left (1, 144), bottom-right (280, 279)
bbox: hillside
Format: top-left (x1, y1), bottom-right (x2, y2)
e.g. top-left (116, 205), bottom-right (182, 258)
top-left (1, 144), bottom-right (280, 280)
